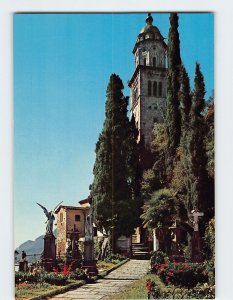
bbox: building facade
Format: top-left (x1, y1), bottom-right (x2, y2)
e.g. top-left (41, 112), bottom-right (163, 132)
top-left (55, 205), bottom-right (88, 257)
top-left (129, 13), bottom-right (167, 147)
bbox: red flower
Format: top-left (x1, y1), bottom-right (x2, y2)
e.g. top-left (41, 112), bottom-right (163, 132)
top-left (165, 277), bottom-right (169, 282)
top-left (19, 282), bottom-right (29, 286)
top-left (179, 269), bottom-right (183, 273)
top-left (173, 259), bottom-right (176, 263)
top-left (146, 280), bottom-right (152, 291)
top-left (184, 264), bottom-right (188, 270)
top-left (53, 267), bottom-right (58, 274)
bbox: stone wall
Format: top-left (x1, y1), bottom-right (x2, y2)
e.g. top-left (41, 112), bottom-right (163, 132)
top-left (56, 207), bottom-right (86, 257)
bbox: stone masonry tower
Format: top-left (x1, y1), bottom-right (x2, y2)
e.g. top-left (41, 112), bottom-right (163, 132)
top-left (129, 13), bottom-right (167, 148)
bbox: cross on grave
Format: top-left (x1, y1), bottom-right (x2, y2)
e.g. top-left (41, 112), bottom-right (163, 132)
top-left (191, 210), bottom-right (204, 231)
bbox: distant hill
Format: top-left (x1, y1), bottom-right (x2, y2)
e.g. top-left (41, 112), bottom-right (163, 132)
top-left (15, 229), bottom-right (57, 264)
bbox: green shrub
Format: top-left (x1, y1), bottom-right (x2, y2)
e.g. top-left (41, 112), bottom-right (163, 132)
top-left (153, 284), bottom-right (215, 299)
top-left (104, 253), bottom-right (126, 264)
top-left (151, 251), bottom-right (168, 265)
top-left (69, 268), bottom-right (87, 281)
top-left (43, 273), bottom-right (68, 285)
top-left (156, 262), bottom-right (207, 287)
top-left (15, 272), bottom-right (40, 284)
top-left (202, 260), bottom-right (215, 286)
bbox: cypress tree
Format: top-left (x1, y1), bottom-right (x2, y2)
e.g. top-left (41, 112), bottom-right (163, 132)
top-left (179, 64), bottom-right (192, 127)
top-left (127, 115), bottom-right (143, 227)
top-left (178, 65), bottom-right (193, 213)
top-left (188, 63), bottom-right (210, 216)
top-left (91, 74), bottom-right (140, 249)
top-left (166, 13), bottom-right (182, 162)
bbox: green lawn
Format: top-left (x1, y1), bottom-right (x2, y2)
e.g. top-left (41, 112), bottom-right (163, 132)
top-left (110, 274), bottom-right (168, 300)
top-left (97, 261), bottom-right (116, 273)
top-left (16, 282), bottom-right (64, 300)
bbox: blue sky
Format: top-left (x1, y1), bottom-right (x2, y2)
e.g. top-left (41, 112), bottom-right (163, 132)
top-left (14, 13), bottom-right (214, 247)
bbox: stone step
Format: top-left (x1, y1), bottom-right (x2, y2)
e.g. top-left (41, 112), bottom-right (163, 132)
top-left (132, 253), bottom-right (150, 260)
top-left (132, 246), bottom-right (149, 250)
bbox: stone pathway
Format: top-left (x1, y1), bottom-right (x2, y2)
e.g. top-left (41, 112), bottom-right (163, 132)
top-left (47, 260), bottom-right (149, 300)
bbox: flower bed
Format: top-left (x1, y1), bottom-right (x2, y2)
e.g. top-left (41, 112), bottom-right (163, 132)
top-left (15, 264), bottom-right (87, 300)
top-left (147, 251), bottom-right (215, 299)
top-left (155, 261), bottom-right (207, 287)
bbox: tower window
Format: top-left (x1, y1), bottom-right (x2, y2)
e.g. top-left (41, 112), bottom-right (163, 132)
top-left (75, 214), bottom-right (81, 222)
top-left (148, 81), bottom-right (152, 96)
top-left (153, 82), bottom-right (157, 96)
top-left (153, 57), bottom-right (156, 67)
top-left (144, 58), bottom-right (147, 66)
top-left (148, 106), bottom-right (151, 110)
top-left (60, 213), bottom-right (63, 222)
top-left (158, 82), bottom-right (162, 97)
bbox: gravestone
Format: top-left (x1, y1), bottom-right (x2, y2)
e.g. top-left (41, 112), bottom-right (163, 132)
top-left (169, 221), bottom-right (185, 262)
top-left (155, 227), bottom-right (171, 254)
top-left (116, 235), bottom-right (131, 257)
top-left (190, 210), bottom-right (204, 263)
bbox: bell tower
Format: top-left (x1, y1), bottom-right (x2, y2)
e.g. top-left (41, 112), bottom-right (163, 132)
top-left (129, 13), bottom-right (167, 147)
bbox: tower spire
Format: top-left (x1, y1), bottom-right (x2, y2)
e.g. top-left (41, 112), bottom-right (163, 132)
top-left (146, 13), bottom-right (153, 25)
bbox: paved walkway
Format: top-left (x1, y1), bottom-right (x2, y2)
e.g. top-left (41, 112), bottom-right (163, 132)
top-left (47, 260), bottom-right (149, 300)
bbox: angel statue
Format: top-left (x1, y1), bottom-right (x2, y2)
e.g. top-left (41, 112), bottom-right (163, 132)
top-left (37, 202), bottom-right (62, 235)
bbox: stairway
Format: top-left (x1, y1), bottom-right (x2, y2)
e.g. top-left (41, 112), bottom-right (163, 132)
top-left (132, 243), bottom-right (150, 260)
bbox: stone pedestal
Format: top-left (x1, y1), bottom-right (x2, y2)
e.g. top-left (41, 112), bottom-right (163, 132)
top-left (191, 231), bottom-right (203, 263)
top-left (82, 240), bottom-right (98, 276)
top-left (169, 225), bottom-right (185, 262)
top-left (116, 235), bottom-right (132, 257)
top-left (19, 260), bottom-right (28, 272)
top-left (42, 233), bottom-right (56, 271)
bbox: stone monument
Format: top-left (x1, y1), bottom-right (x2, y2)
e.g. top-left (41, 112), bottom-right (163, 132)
top-left (37, 202), bottom-right (58, 271)
top-left (169, 221), bottom-right (185, 262)
top-left (190, 209), bottom-right (204, 263)
top-left (82, 199), bottom-right (98, 276)
top-left (19, 250), bottom-right (28, 272)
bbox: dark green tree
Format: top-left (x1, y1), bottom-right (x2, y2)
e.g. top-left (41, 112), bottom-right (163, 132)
top-left (186, 63), bottom-right (213, 220)
top-left (177, 64), bottom-right (193, 212)
top-left (165, 13), bottom-right (182, 166)
top-left (91, 74), bottom-right (141, 249)
top-left (127, 114), bottom-right (143, 227)
top-left (205, 98), bottom-right (214, 178)
top-left (179, 64), bottom-right (192, 127)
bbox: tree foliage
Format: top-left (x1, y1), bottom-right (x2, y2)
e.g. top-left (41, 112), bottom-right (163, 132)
top-left (141, 189), bottom-right (179, 228)
top-left (91, 74), bottom-right (141, 242)
top-left (166, 13), bottom-right (182, 162)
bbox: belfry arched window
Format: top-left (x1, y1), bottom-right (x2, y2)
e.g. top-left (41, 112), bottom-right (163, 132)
top-left (159, 82), bottom-right (162, 97)
top-left (144, 57), bottom-right (147, 66)
top-left (153, 57), bottom-right (156, 67)
top-left (153, 82), bottom-right (157, 96)
top-left (148, 81), bottom-right (152, 96)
